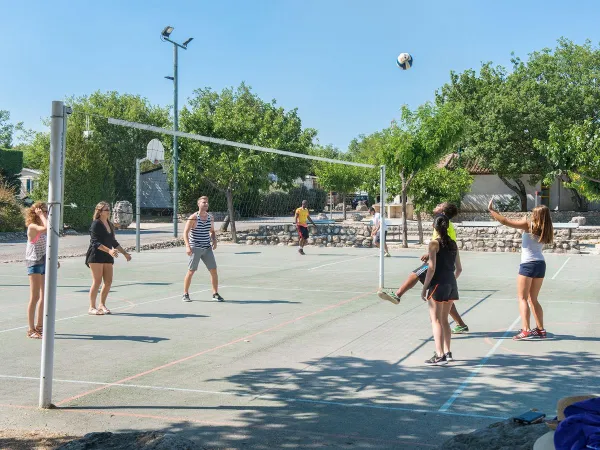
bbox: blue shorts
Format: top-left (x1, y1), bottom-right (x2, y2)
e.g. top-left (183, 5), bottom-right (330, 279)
top-left (519, 261), bottom-right (546, 279)
top-left (27, 263), bottom-right (46, 275)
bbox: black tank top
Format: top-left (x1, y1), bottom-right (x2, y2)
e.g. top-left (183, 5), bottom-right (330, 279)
top-left (431, 238), bottom-right (457, 285)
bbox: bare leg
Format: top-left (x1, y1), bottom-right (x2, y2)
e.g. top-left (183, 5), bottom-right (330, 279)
top-left (209, 268), bottom-right (218, 294)
top-left (441, 301), bottom-right (453, 354)
top-left (528, 277), bottom-right (545, 329)
top-left (27, 274), bottom-right (43, 332)
top-left (36, 274), bottom-right (45, 329)
top-left (99, 264), bottom-right (113, 307)
top-left (517, 275), bottom-right (533, 330)
top-left (449, 303), bottom-right (467, 328)
top-left (89, 263), bottom-right (104, 309)
top-left (184, 270), bottom-right (196, 294)
top-left (428, 299), bottom-right (444, 356)
top-left (395, 273), bottom-right (420, 298)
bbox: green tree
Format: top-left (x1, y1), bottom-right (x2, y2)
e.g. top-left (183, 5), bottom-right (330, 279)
top-left (381, 103), bottom-right (462, 247)
top-left (179, 83), bottom-right (316, 242)
top-left (409, 167), bottom-right (473, 243)
top-left (310, 145), bottom-right (366, 220)
top-left (33, 91), bottom-right (171, 229)
top-left (0, 110), bottom-right (23, 149)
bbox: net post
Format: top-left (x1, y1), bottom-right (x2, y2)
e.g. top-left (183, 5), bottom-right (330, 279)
top-left (39, 101), bottom-right (65, 408)
top-left (136, 158), bottom-right (142, 252)
top-left (379, 165), bottom-right (386, 290)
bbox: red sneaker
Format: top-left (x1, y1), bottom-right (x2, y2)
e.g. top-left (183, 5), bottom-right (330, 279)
top-left (530, 328), bottom-right (547, 339)
top-left (513, 329), bottom-right (533, 340)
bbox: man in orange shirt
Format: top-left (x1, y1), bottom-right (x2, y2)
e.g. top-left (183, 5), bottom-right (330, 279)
top-left (294, 200), bottom-right (317, 255)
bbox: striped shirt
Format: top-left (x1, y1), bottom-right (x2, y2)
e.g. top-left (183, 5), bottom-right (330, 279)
top-left (25, 232), bottom-right (47, 267)
top-left (189, 213), bottom-right (212, 248)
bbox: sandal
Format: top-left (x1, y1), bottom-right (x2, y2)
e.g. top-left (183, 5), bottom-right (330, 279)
top-left (35, 325), bottom-right (43, 334)
top-left (27, 329), bottom-right (42, 339)
top-left (99, 305), bottom-right (111, 315)
top-left (88, 308), bottom-right (104, 315)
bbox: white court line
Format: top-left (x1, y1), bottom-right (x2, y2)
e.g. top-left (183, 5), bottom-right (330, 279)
top-left (308, 254), bottom-right (376, 270)
top-left (0, 374), bottom-right (507, 420)
top-left (552, 257), bottom-right (571, 280)
top-left (0, 288), bottom-right (213, 334)
top-left (438, 315), bottom-right (521, 412)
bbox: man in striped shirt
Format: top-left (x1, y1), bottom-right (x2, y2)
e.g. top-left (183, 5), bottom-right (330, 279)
top-left (182, 196), bottom-right (224, 302)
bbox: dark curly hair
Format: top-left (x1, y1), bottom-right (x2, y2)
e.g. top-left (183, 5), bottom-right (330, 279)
top-left (433, 214), bottom-right (452, 248)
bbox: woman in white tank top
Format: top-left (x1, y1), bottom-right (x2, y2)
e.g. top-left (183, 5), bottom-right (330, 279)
top-left (488, 199), bottom-right (554, 341)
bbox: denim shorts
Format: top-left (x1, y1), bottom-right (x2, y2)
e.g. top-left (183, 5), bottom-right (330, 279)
top-left (519, 260), bottom-right (546, 279)
top-left (27, 263), bottom-right (46, 275)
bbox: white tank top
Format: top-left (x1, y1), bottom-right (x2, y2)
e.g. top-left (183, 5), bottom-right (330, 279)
top-left (521, 232), bottom-right (544, 263)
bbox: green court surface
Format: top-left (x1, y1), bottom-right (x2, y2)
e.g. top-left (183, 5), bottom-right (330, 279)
top-left (0, 245), bottom-right (598, 448)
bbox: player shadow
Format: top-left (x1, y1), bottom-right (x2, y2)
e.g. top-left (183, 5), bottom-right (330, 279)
top-left (74, 281), bottom-right (172, 293)
top-left (234, 251), bottom-right (262, 255)
top-left (55, 333), bottom-right (169, 343)
top-left (58, 351), bottom-right (600, 448)
top-left (191, 299), bottom-right (300, 305)
top-left (114, 313), bottom-right (208, 319)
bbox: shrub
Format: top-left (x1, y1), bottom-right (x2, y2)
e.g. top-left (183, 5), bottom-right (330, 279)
top-left (0, 179), bottom-right (24, 232)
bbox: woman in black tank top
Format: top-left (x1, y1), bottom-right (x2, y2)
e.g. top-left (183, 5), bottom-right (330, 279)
top-left (421, 215), bottom-right (463, 366)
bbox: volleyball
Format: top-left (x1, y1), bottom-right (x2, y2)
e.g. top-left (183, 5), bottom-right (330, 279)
top-left (397, 53), bottom-right (413, 70)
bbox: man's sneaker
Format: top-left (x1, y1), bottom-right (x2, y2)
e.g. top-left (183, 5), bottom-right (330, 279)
top-left (513, 329), bottom-right (533, 340)
top-left (384, 252), bottom-right (391, 257)
top-left (452, 325), bottom-right (469, 334)
top-left (377, 290), bottom-right (400, 305)
top-left (213, 293), bottom-right (225, 302)
top-left (530, 328), bottom-right (547, 339)
top-left (445, 352), bottom-right (453, 362)
top-left (425, 354), bottom-right (448, 366)
top-left (182, 293), bottom-right (191, 302)
top-left (298, 248), bottom-right (305, 255)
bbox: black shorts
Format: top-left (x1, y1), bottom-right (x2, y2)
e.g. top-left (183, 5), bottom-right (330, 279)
top-left (413, 263), bottom-right (429, 284)
top-left (297, 225), bottom-right (309, 239)
top-left (427, 282), bottom-right (459, 302)
top-left (519, 260), bottom-right (546, 278)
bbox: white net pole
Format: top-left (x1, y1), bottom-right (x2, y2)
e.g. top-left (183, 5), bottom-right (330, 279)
top-left (378, 165), bottom-right (386, 290)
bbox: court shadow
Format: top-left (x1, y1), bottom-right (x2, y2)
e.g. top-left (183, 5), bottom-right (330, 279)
top-left (191, 300), bottom-right (300, 305)
top-left (59, 351), bottom-right (600, 448)
top-left (55, 333), bottom-right (169, 343)
top-left (234, 251), bottom-right (262, 255)
top-left (114, 313), bottom-right (208, 319)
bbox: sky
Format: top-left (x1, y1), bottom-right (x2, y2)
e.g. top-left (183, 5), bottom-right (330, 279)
top-left (2, 0), bottom-right (600, 151)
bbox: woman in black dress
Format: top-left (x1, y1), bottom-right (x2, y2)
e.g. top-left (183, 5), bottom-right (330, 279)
top-left (85, 202), bottom-right (131, 315)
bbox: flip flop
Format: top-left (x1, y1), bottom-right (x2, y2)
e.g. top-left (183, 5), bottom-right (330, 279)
top-left (27, 330), bottom-right (42, 339)
top-left (88, 308), bottom-right (104, 315)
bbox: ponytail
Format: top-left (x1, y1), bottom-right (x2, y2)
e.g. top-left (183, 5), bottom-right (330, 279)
top-left (433, 214), bottom-right (452, 249)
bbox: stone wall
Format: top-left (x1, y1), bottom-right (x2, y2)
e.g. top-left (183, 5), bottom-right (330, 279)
top-left (443, 211), bottom-right (600, 225)
top-left (216, 223), bottom-right (585, 253)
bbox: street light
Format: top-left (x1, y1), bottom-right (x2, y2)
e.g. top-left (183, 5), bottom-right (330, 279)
top-left (160, 25), bottom-right (193, 237)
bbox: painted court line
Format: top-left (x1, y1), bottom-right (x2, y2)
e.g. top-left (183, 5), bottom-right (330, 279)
top-left (0, 288), bottom-right (213, 334)
top-left (552, 257), bottom-right (571, 280)
top-left (55, 290), bottom-right (375, 406)
top-left (307, 254), bottom-right (376, 270)
top-left (0, 375), bottom-right (506, 421)
top-left (438, 315), bottom-right (521, 412)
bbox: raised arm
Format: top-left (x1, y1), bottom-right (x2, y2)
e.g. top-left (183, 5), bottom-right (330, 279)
top-left (488, 198), bottom-right (529, 232)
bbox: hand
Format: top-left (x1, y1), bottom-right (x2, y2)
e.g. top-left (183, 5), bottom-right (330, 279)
top-left (57, 261), bottom-right (61, 269)
top-left (488, 197), bottom-right (496, 212)
top-left (124, 252), bottom-right (132, 262)
top-left (110, 248), bottom-right (119, 258)
top-left (420, 253), bottom-right (429, 262)
top-left (421, 288), bottom-right (428, 302)
top-left (212, 240), bottom-right (217, 250)
top-left (35, 207), bottom-right (46, 217)
top-left (186, 245), bottom-right (192, 256)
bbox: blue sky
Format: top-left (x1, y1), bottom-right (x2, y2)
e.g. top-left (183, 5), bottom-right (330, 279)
top-left (2, 0), bottom-right (600, 150)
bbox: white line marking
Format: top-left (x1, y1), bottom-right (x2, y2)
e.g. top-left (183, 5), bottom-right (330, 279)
top-left (0, 288), bottom-right (213, 334)
top-left (308, 254), bottom-right (376, 270)
top-left (0, 374), bottom-right (507, 420)
top-left (439, 315), bottom-right (521, 412)
top-left (552, 257), bottom-right (571, 280)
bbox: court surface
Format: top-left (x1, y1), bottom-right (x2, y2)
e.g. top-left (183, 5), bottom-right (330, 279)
top-left (1, 245), bottom-right (598, 448)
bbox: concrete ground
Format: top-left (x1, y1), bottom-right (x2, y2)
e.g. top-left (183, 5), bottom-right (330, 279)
top-left (0, 245), bottom-right (599, 448)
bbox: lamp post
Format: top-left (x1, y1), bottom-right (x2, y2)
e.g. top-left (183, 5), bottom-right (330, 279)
top-left (161, 26), bottom-right (193, 237)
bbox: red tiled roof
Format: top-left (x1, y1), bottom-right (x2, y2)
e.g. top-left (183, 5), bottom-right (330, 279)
top-left (438, 153), bottom-right (492, 175)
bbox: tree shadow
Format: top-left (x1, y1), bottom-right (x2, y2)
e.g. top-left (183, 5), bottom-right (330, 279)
top-left (58, 351), bottom-right (600, 448)
top-left (55, 333), bottom-right (169, 344)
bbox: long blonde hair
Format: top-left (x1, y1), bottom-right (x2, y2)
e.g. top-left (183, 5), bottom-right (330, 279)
top-left (531, 205), bottom-right (553, 244)
top-left (25, 202), bottom-right (47, 227)
top-left (93, 201), bottom-right (115, 234)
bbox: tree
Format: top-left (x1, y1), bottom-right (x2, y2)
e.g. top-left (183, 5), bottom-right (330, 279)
top-left (179, 83), bottom-right (316, 243)
top-left (310, 145), bottom-right (366, 220)
top-left (0, 110), bottom-right (23, 149)
top-left (32, 91), bottom-right (171, 229)
top-left (380, 103), bottom-right (462, 247)
top-left (409, 167), bottom-right (473, 243)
